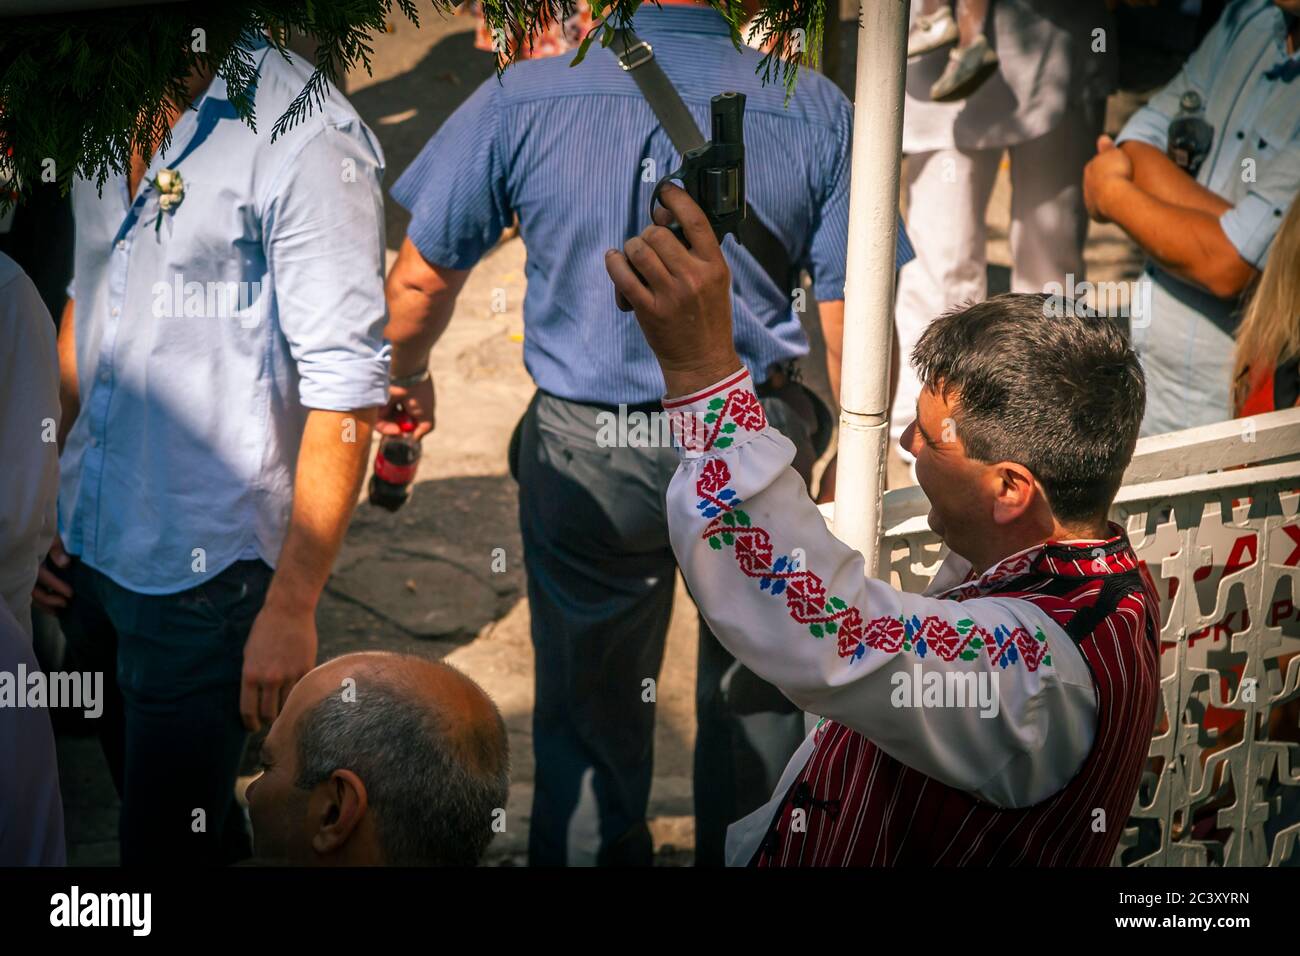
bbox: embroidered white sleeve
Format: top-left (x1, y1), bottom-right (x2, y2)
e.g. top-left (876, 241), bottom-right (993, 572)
top-left (664, 371), bottom-right (1097, 808)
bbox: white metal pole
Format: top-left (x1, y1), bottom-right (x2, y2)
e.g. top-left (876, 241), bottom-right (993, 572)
top-left (832, 0), bottom-right (909, 576)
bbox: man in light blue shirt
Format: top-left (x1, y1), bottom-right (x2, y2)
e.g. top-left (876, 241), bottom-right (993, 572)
top-left (30, 35), bottom-right (390, 864)
top-left (1083, 0), bottom-right (1300, 435)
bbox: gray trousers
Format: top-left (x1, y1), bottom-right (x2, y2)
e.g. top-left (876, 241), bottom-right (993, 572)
top-left (514, 380), bottom-right (820, 866)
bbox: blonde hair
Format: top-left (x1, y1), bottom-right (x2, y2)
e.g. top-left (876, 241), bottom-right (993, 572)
top-left (1234, 196), bottom-right (1300, 412)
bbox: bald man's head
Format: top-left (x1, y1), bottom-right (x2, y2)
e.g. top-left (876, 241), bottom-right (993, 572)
top-left (247, 652), bottom-right (509, 866)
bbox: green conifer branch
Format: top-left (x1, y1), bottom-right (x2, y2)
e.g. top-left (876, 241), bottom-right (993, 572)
top-left (0, 0), bottom-right (824, 210)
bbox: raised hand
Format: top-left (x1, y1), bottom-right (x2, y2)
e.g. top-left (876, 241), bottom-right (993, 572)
top-left (604, 183), bottom-right (742, 398)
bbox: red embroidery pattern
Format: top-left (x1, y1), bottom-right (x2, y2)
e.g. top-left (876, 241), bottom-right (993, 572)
top-left (943, 550), bottom-right (1040, 601)
top-left (694, 459), bottom-right (1051, 670)
top-left (670, 387), bottom-right (768, 452)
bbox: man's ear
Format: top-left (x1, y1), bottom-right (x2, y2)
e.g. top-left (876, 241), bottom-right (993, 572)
top-left (309, 769), bottom-right (369, 857)
top-left (989, 461), bottom-right (1038, 526)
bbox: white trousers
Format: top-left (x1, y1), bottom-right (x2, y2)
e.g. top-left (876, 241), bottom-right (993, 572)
top-left (891, 108), bottom-right (1104, 452)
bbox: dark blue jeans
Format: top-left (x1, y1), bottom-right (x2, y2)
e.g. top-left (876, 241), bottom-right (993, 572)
top-left (59, 558), bottom-right (272, 866)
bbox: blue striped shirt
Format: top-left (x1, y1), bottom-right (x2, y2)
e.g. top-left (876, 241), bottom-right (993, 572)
top-left (391, 5), bottom-right (914, 405)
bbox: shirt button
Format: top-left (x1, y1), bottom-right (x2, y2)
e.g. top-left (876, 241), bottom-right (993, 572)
top-left (99, 368), bottom-right (111, 383)
top-left (1236, 131), bottom-right (1244, 140)
top-left (111, 307), bottom-right (120, 317)
top-left (88, 437), bottom-right (99, 447)
top-left (116, 240), bottom-right (126, 252)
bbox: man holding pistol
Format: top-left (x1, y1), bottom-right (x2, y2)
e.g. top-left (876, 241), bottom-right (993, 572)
top-left (383, 0), bottom-right (912, 865)
top-left (607, 184), bottom-right (1160, 866)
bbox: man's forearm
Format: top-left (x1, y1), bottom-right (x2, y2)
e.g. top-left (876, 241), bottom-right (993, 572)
top-left (264, 408), bottom-right (376, 613)
top-left (1099, 178), bottom-right (1255, 298)
top-left (818, 300), bottom-right (844, 403)
top-left (384, 282), bottom-right (456, 378)
top-left (56, 299), bottom-right (78, 451)
top-left (1119, 141), bottom-right (1231, 218)
top-left (382, 240), bottom-right (470, 380)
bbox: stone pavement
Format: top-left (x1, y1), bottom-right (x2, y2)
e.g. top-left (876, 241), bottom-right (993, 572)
top-left (56, 9), bottom-right (1149, 866)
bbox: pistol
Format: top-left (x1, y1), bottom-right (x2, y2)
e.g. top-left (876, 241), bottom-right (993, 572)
top-left (651, 91), bottom-right (746, 246)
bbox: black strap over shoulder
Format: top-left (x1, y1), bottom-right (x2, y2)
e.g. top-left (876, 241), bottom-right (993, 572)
top-left (611, 30), bottom-right (706, 152)
top-left (987, 566), bottom-right (1151, 645)
top-left (610, 29), bottom-right (797, 294)
top-left (1058, 569), bottom-right (1148, 644)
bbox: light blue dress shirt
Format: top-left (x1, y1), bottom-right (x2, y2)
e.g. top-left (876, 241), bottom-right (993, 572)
top-left (62, 37), bottom-right (391, 594)
top-left (391, 5), bottom-right (913, 406)
top-left (1117, 0), bottom-right (1300, 435)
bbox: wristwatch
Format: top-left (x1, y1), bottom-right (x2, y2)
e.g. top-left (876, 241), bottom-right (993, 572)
top-left (390, 368), bottom-right (431, 388)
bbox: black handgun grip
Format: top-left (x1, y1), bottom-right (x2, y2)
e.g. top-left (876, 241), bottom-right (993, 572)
top-left (650, 150), bottom-right (715, 248)
top-left (625, 90), bottom-right (745, 298)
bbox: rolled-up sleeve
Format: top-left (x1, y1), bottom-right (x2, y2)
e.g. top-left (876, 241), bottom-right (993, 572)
top-left (389, 79), bottom-right (511, 270)
top-left (1220, 155), bottom-right (1300, 268)
top-left (263, 120), bottom-right (391, 411)
top-left (1116, 95), bottom-right (1177, 153)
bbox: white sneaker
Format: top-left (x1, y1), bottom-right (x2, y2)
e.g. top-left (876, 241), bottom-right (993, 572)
top-left (930, 34), bottom-right (1000, 102)
top-left (907, 9), bottom-right (959, 59)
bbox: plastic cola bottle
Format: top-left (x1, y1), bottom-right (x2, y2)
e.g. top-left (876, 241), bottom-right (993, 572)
top-left (369, 412), bottom-right (421, 512)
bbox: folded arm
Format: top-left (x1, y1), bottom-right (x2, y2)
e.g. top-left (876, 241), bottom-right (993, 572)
top-left (1118, 140), bottom-right (1232, 218)
top-left (1097, 176), bottom-right (1257, 299)
top-left (1096, 12), bottom-right (1260, 299)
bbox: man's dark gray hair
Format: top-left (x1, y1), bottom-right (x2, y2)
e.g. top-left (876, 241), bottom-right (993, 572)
top-left (911, 292), bottom-right (1146, 524)
top-left (293, 671), bottom-right (509, 866)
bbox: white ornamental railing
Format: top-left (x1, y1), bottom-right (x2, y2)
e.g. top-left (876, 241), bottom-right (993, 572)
top-left (870, 407), bottom-right (1300, 866)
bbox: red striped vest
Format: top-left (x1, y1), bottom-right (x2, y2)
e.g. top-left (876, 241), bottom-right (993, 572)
top-left (754, 532), bottom-right (1161, 867)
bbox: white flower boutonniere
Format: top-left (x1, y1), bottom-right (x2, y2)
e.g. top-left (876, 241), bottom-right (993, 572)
top-left (150, 168), bottom-right (185, 232)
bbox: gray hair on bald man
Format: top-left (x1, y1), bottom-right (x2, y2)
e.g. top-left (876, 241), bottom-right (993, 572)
top-left (293, 666), bottom-right (509, 866)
